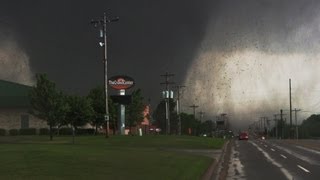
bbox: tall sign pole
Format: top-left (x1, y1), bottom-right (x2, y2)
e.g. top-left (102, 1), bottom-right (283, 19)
top-left (91, 12), bottom-right (119, 138)
top-left (108, 75), bottom-right (135, 135)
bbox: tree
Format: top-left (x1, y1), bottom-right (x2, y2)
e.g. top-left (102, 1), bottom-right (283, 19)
top-left (66, 95), bottom-right (94, 143)
top-left (126, 89), bottom-right (145, 134)
top-left (87, 86), bottom-right (118, 135)
top-left (180, 112), bottom-right (202, 135)
top-left (108, 97), bottom-right (118, 135)
top-left (198, 120), bottom-right (214, 136)
top-left (29, 74), bottom-right (69, 141)
top-left (87, 86), bottom-right (106, 135)
top-left (300, 114), bottom-right (320, 138)
top-left (152, 98), bottom-right (176, 134)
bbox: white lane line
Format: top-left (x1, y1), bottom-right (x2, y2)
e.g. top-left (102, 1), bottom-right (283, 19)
top-left (280, 154), bottom-right (287, 159)
top-left (250, 141), bottom-right (293, 180)
top-left (264, 145), bottom-right (268, 148)
top-left (296, 145), bottom-right (320, 155)
top-left (273, 144), bottom-right (320, 165)
top-left (297, 165), bottom-right (310, 173)
top-left (271, 148), bottom-right (275, 152)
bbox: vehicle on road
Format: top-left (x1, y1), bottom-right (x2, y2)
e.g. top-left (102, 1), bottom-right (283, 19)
top-left (239, 132), bottom-right (249, 140)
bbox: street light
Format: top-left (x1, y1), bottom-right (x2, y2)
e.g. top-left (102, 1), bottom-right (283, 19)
top-left (91, 12), bottom-right (119, 138)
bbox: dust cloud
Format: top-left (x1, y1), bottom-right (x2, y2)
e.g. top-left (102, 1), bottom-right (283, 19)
top-left (183, 0), bottom-right (320, 129)
top-left (0, 29), bottom-right (34, 86)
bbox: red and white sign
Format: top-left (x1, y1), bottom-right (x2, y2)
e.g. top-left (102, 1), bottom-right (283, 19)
top-left (108, 75), bottom-right (135, 90)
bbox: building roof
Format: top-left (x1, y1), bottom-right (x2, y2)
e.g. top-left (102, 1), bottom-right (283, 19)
top-left (0, 79), bottom-right (32, 108)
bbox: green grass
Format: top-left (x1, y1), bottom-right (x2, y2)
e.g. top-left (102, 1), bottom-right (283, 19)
top-left (0, 135), bottom-right (224, 180)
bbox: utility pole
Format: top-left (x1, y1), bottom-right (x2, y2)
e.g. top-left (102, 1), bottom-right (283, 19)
top-left (174, 85), bottom-right (185, 135)
top-left (189, 104), bottom-right (199, 120)
top-left (260, 117), bottom-right (268, 131)
top-left (274, 114), bottom-right (280, 139)
top-left (91, 12), bottom-right (119, 138)
top-left (160, 72), bottom-right (175, 135)
top-left (292, 108), bottom-right (301, 139)
top-left (221, 113), bottom-right (228, 130)
top-left (278, 110), bottom-right (288, 139)
top-left (199, 111), bottom-right (205, 122)
top-left (189, 104), bottom-right (199, 135)
top-left (289, 79), bottom-right (293, 139)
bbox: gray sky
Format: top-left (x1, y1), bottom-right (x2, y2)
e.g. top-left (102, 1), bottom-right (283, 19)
top-left (0, 0), bottom-right (213, 106)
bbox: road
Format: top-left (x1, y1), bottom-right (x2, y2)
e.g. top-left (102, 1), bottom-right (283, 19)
top-left (225, 138), bottom-right (320, 180)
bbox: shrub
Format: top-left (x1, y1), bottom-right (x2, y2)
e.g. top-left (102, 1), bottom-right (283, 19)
top-left (19, 128), bottom-right (37, 135)
top-left (9, 129), bottom-right (19, 136)
top-left (59, 128), bottom-right (73, 135)
top-left (0, 129), bottom-right (6, 136)
top-left (39, 128), bottom-right (49, 135)
top-left (76, 128), bottom-right (95, 135)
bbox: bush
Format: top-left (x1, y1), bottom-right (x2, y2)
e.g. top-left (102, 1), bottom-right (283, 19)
top-left (19, 128), bottom-right (37, 135)
top-left (0, 129), bottom-right (6, 136)
top-left (39, 128), bottom-right (49, 135)
top-left (76, 128), bottom-right (95, 135)
top-left (9, 129), bottom-right (19, 136)
top-left (59, 128), bottom-right (73, 135)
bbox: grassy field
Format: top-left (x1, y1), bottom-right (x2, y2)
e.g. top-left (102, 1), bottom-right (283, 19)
top-left (0, 135), bottom-right (224, 180)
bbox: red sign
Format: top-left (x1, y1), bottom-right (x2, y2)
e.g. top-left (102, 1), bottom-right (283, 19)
top-left (108, 75), bottom-right (135, 90)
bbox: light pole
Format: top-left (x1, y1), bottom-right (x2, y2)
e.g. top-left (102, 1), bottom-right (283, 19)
top-left (91, 12), bottom-right (119, 138)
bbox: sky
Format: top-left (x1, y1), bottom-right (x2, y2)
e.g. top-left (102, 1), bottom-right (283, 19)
top-left (1, 0), bottom-right (320, 129)
top-left (0, 0), bottom-right (212, 96)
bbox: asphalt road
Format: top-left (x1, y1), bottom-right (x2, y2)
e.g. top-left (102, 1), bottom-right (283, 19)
top-left (225, 139), bottom-right (320, 180)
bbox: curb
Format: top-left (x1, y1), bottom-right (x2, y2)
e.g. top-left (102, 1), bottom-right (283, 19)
top-left (201, 140), bottom-right (230, 180)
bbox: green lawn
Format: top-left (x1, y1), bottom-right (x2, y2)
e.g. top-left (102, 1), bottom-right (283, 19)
top-left (0, 135), bottom-right (224, 180)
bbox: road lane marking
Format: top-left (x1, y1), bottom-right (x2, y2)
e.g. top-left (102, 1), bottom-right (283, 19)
top-left (250, 141), bottom-right (293, 180)
top-left (271, 148), bottom-right (275, 152)
top-left (280, 154), bottom-right (287, 159)
top-left (264, 145), bottom-right (268, 148)
top-left (296, 145), bottom-right (320, 155)
top-left (297, 165), bottom-right (310, 173)
top-left (273, 144), bottom-right (320, 165)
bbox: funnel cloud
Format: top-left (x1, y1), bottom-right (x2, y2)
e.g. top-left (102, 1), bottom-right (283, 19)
top-left (183, 0), bottom-right (320, 129)
top-left (0, 28), bottom-right (34, 85)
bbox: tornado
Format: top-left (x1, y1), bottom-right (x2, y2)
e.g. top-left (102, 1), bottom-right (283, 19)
top-left (183, 0), bottom-right (320, 129)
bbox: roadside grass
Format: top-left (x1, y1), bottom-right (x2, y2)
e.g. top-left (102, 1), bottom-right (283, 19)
top-left (0, 135), bottom-right (224, 180)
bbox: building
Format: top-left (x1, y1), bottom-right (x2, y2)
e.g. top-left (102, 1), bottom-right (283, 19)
top-left (0, 80), bottom-right (47, 131)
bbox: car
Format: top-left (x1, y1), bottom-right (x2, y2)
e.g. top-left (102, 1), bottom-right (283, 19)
top-left (239, 132), bottom-right (249, 140)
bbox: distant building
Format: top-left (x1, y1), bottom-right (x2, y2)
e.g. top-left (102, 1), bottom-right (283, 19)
top-left (125, 105), bottom-right (158, 135)
top-left (0, 80), bottom-right (47, 132)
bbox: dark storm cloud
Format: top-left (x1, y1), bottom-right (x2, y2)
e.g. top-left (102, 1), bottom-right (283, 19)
top-left (200, 0), bottom-right (320, 55)
top-left (0, 0), bottom-right (214, 105)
